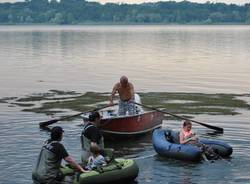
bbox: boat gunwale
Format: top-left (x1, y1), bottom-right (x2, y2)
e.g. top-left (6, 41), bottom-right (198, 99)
top-left (100, 110), bottom-right (163, 121)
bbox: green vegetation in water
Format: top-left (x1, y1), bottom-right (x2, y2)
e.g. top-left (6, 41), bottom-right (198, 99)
top-left (22, 92), bottom-right (108, 114)
top-left (11, 103), bottom-right (35, 107)
top-left (0, 97), bottom-right (18, 103)
top-left (2, 90), bottom-right (250, 117)
top-left (140, 92), bottom-right (250, 115)
top-left (15, 90), bottom-right (80, 102)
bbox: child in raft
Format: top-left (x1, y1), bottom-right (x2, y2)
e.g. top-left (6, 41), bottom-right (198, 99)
top-left (179, 120), bottom-right (219, 161)
top-left (85, 144), bottom-right (107, 170)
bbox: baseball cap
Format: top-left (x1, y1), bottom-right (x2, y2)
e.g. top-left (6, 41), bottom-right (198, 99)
top-left (51, 126), bottom-right (64, 140)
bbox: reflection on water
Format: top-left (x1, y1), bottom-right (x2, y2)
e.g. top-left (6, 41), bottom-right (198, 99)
top-left (0, 25), bottom-right (250, 97)
top-left (105, 133), bottom-right (153, 158)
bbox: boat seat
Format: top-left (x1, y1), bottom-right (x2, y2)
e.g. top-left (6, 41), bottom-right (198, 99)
top-left (165, 130), bottom-right (180, 144)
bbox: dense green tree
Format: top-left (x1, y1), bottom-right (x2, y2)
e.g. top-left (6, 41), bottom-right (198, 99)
top-left (246, 10), bottom-right (250, 23)
top-left (0, 0), bottom-right (249, 24)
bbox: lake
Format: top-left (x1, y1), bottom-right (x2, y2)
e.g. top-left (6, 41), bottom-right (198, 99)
top-left (0, 25), bottom-right (250, 184)
top-left (0, 25), bottom-right (250, 97)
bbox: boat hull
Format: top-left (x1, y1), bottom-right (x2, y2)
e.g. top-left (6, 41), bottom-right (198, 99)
top-left (100, 111), bottom-right (164, 136)
top-left (152, 129), bottom-right (233, 162)
top-left (60, 159), bottom-right (139, 184)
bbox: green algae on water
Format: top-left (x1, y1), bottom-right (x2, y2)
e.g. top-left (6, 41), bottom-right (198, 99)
top-left (2, 91), bottom-right (250, 116)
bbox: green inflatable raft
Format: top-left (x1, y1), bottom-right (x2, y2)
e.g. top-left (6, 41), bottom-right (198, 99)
top-left (60, 158), bottom-right (139, 184)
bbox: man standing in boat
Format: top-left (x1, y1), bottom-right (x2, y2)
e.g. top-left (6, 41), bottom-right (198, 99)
top-left (81, 111), bottom-right (104, 162)
top-left (32, 126), bottom-right (86, 184)
top-left (109, 76), bottom-right (136, 115)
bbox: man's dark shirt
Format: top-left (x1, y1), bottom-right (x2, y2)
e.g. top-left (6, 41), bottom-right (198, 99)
top-left (46, 140), bottom-right (69, 160)
top-left (82, 123), bottom-right (102, 144)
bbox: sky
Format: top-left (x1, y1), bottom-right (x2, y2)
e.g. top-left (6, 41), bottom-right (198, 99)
top-left (0, 0), bottom-right (249, 5)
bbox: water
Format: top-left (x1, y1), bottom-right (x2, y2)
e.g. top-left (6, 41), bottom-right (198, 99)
top-left (0, 25), bottom-right (250, 184)
top-left (0, 25), bottom-right (250, 97)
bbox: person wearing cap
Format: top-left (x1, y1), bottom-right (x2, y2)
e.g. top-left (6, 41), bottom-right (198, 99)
top-left (109, 76), bottom-right (136, 115)
top-left (81, 111), bottom-right (104, 162)
top-left (32, 126), bottom-right (87, 184)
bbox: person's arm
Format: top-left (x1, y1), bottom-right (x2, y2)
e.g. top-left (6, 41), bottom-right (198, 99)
top-left (129, 83), bottom-right (135, 101)
top-left (109, 83), bottom-right (118, 105)
top-left (179, 132), bottom-right (185, 144)
top-left (64, 156), bottom-right (88, 173)
top-left (185, 136), bottom-right (198, 143)
top-left (87, 156), bottom-right (93, 165)
top-left (179, 132), bottom-right (198, 144)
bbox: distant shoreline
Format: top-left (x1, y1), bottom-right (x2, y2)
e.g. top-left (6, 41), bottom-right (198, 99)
top-left (1, 1), bottom-right (250, 25)
top-left (0, 22), bottom-right (250, 26)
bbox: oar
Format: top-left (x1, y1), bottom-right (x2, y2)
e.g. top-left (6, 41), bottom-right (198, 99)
top-left (132, 102), bottom-right (223, 133)
top-left (39, 103), bottom-right (117, 128)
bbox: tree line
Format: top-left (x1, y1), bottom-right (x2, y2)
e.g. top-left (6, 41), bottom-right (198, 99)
top-left (1, 0), bottom-right (250, 24)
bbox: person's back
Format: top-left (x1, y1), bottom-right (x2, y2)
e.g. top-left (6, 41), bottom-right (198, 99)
top-left (33, 126), bottom-right (86, 184)
top-left (32, 140), bottom-right (66, 183)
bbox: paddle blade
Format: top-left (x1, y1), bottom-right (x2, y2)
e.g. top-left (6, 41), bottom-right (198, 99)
top-left (192, 120), bottom-right (223, 133)
top-left (39, 119), bottom-right (59, 127)
top-left (207, 124), bottom-right (223, 133)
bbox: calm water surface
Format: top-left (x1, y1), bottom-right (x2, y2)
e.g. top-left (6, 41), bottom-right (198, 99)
top-left (0, 25), bottom-right (250, 184)
top-left (0, 25), bottom-right (250, 96)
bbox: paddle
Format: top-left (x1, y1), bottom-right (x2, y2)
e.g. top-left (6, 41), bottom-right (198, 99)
top-left (39, 103), bottom-right (117, 128)
top-left (132, 102), bottom-right (224, 133)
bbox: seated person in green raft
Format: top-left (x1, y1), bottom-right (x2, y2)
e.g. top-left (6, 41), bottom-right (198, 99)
top-left (85, 144), bottom-right (107, 170)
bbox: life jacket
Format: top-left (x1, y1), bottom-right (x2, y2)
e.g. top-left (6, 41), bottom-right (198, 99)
top-left (32, 140), bottom-right (62, 184)
top-left (81, 123), bottom-right (104, 152)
